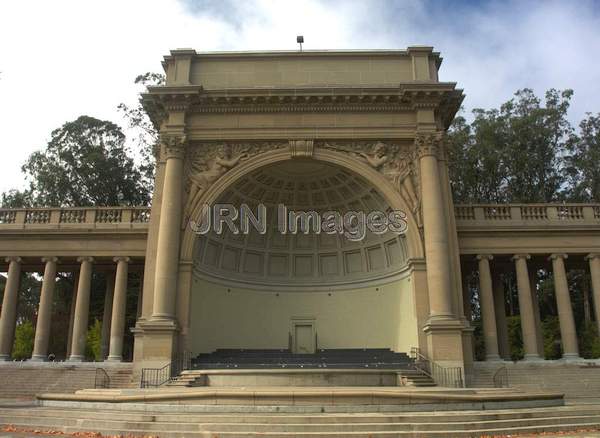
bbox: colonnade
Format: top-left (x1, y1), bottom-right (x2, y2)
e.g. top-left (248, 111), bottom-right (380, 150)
top-left (0, 256), bottom-right (138, 362)
top-left (464, 253), bottom-right (600, 361)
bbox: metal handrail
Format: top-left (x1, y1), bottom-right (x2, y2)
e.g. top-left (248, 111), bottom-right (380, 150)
top-left (493, 366), bottom-right (509, 388)
top-left (140, 351), bottom-right (192, 388)
top-left (94, 368), bottom-right (110, 389)
top-left (410, 347), bottom-right (464, 388)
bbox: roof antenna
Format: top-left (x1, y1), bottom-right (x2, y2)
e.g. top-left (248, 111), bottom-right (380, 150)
top-left (297, 35), bottom-right (304, 51)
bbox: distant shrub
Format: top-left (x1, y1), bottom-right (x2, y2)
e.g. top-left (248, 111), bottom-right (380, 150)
top-left (12, 320), bottom-right (34, 360)
top-left (85, 319), bottom-right (102, 361)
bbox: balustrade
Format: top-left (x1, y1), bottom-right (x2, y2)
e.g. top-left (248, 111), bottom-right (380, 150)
top-left (0, 206), bottom-right (150, 228)
top-left (455, 204), bottom-right (600, 225)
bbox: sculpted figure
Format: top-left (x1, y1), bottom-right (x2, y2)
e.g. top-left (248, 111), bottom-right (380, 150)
top-left (356, 142), bottom-right (389, 169)
top-left (387, 158), bottom-right (420, 214)
top-left (188, 145), bottom-right (250, 206)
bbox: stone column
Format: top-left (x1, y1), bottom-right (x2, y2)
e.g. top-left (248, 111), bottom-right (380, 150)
top-left (461, 267), bottom-right (472, 322)
top-left (586, 254), bottom-right (600, 336)
top-left (492, 270), bottom-right (510, 360)
top-left (68, 257), bottom-right (94, 361)
top-left (107, 257), bottom-right (130, 362)
top-left (513, 254), bottom-right (542, 360)
top-left (31, 257), bottom-right (58, 361)
top-left (100, 272), bottom-right (115, 360)
top-left (152, 136), bottom-right (185, 320)
top-left (0, 257), bottom-right (22, 360)
top-left (529, 265), bottom-right (545, 357)
top-left (417, 134), bottom-right (453, 320)
top-left (136, 272), bottom-right (144, 319)
top-left (549, 254), bottom-right (580, 359)
top-left (66, 271), bottom-right (79, 358)
top-left (477, 255), bottom-right (501, 360)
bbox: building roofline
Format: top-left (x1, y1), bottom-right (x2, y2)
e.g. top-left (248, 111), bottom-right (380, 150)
top-left (162, 46), bottom-right (443, 69)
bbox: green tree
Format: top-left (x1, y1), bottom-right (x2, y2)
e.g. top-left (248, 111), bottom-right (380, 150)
top-left (12, 321), bottom-right (35, 360)
top-left (1, 115), bottom-right (150, 208)
top-left (506, 316), bottom-right (524, 361)
top-left (565, 112), bottom-right (600, 202)
top-left (448, 88), bottom-right (574, 203)
top-left (118, 72), bottom-right (165, 191)
top-left (85, 319), bottom-right (102, 361)
top-left (579, 321), bottom-right (600, 359)
top-left (503, 89), bottom-right (573, 202)
top-left (542, 316), bottom-right (562, 360)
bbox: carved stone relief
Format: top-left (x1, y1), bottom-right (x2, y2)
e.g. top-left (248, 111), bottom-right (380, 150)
top-left (180, 138), bottom-right (443, 231)
top-left (319, 141), bottom-right (422, 227)
top-left (183, 141), bottom-right (288, 218)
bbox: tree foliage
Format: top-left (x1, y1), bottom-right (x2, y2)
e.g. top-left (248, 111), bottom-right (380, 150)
top-left (85, 318), bottom-right (102, 361)
top-left (2, 116), bottom-right (151, 207)
top-left (117, 72), bottom-right (165, 191)
top-left (448, 88), bottom-right (580, 203)
top-left (565, 113), bottom-right (600, 202)
top-left (12, 321), bottom-right (35, 360)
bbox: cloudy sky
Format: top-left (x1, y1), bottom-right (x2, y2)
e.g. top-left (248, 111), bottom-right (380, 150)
top-left (1, 0), bottom-right (599, 194)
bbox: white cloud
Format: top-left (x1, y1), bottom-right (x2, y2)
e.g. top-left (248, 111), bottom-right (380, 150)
top-left (1, 0), bottom-right (599, 195)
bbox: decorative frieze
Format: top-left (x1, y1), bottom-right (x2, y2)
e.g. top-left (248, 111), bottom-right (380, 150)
top-left (183, 141), bottom-right (288, 215)
top-left (319, 140), bottom-right (421, 220)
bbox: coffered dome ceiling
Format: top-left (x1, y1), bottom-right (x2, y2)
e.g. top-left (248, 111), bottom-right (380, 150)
top-left (193, 160), bottom-right (409, 290)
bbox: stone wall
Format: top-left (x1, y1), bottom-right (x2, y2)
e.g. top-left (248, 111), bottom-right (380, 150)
top-left (0, 363), bottom-right (133, 399)
top-left (471, 361), bottom-right (600, 400)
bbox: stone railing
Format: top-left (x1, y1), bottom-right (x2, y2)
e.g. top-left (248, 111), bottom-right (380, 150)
top-left (455, 204), bottom-right (600, 225)
top-left (0, 206), bottom-right (151, 230)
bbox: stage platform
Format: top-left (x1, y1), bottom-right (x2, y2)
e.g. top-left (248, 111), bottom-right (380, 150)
top-left (37, 385), bottom-right (564, 411)
top-left (171, 368), bottom-right (426, 387)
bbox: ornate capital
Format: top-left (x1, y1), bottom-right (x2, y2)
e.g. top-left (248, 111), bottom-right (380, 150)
top-left (113, 256), bottom-right (131, 264)
top-left (549, 253), bottom-right (568, 261)
top-left (77, 256), bottom-right (94, 263)
top-left (414, 132), bottom-right (445, 159)
top-left (41, 256), bottom-right (59, 264)
top-left (585, 253), bottom-right (600, 261)
top-left (5, 256), bottom-right (22, 264)
top-left (476, 254), bottom-right (494, 261)
top-left (160, 133), bottom-right (187, 160)
top-left (512, 254), bottom-right (531, 261)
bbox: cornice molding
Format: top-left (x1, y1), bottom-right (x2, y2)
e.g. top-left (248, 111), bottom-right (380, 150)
top-left (143, 83), bottom-right (464, 129)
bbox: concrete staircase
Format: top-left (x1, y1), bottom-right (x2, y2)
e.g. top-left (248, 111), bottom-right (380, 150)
top-left (1, 403), bottom-right (600, 436)
top-left (0, 364), bottom-right (133, 399)
top-left (397, 369), bottom-right (436, 387)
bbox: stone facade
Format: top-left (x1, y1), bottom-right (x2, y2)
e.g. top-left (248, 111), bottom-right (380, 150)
top-left (1, 48), bottom-right (600, 386)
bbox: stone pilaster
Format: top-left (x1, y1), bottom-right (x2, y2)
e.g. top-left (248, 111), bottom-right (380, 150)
top-left (137, 133), bottom-right (186, 368)
top-left (477, 255), bottom-right (500, 361)
top-left (416, 133), bottom-right (454, 320)
top-left (549, 254), bottom-right (580, 360)
top-left (416, 132), bottom-right (463, 367)
top-left (512, 254), bottom-right (542, 360)
top-left (0, 257), bottom-right (22, 360)
top-left (152, 134), bottom-right (185, 320)
top-left (31, 257), bottom-right (59, 361)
